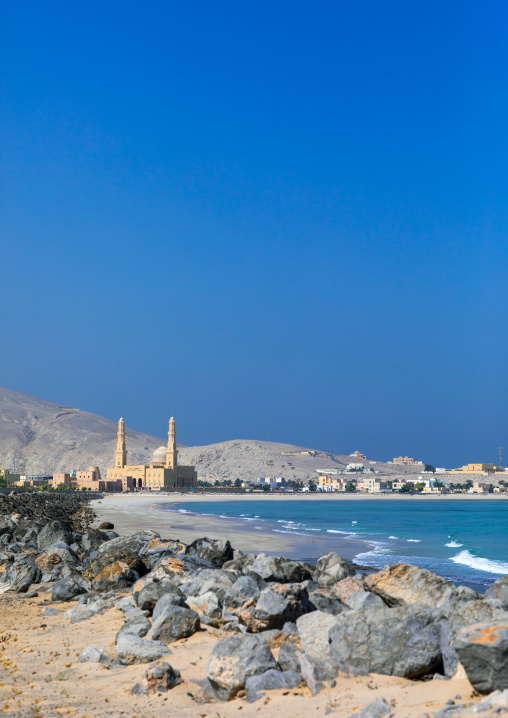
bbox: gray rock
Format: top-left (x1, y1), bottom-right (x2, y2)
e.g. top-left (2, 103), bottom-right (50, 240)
top-left (223, 575), bottom-right (261, 619)
top-left (187, 591), bottom-right (221, 619)
top-left (222, 553), bottom-right (256, 576)
top-left (206, 633), bottom-right (277, 700)
top-left (93, 531), bottom-right (158, 577)
top-left (66, 597), bottom-right (112, 624)
top-left (329, 603), bottom-right (441, 678)
top-left (78, 646), bottom-right (112, 665)
top-left (484, 576), bottom-right (508, 609)
top-left (37, 521), bottom-right (73, 552)
top-left (41, 607), bottom-right (61, 617)
top-left (349, 697), bottom-right (390, 718)
top-left (297, 610), bottom-right (339, 656)
top-left (454, 621), bottom-right (508, 694)
top-left (185, 537), bottom-right (234, 567)
top-left (150, 604), bottom-right (200, 643)
top-left (314, 552), bottom-right (355, 588)
top-left (347, 591), bottom-right (387, 611)
top-left (245, 669), bottom-right (302, 702)
top-left (299, 653), bottom-right (339, 695)
top-left (92, 560), bottom-right (139, 592)
top-left (277, 642), bottom-right (303, 673)
top-left (152, 591), bottom-right (189, 621)
top-left (0, 558), bottom-right (41, 593)
top-left (119, 607), bottom-right (151, 637)
top-left (250, 554), bottom-right (313, 583)
top-left (51, 576), bottom-right (88, 602)
top-left (131, 661), bottom-right (181, 694)
top-left (116, 632), bottom-right (171, 665)
top-left (134, 578), bottom-right (182, 614)
top-left (178, 568), bottom-right (234, 602)
top-left (238, 583), bottom-right (310, 632)
top-left (81, 529), bottom-right (109, 553)
top-left (308, 588), bottom-right (348, 615)
top-left (365, 563), bottom-right (453, 607)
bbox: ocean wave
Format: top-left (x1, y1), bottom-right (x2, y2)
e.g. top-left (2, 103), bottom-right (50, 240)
top-left (450, 550), bottom-right (508, 574)
top-left (407, 539), bottom-right (421, 542)
top-left (273, 529), bottom-right (312, 537)
top-left (445, 541), bottom-right (463, 548)
top-left (352, 521), bottom-right (358, 524)
top-left (326, 529), bottom-right (357, 535)
top-left (388, 536), bottom-right (398, 540)
top-left (177, 509), bottom-right (190, 513)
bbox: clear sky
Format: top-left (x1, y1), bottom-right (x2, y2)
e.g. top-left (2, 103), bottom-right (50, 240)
top-left (2, 1), bottom-right (508, 468)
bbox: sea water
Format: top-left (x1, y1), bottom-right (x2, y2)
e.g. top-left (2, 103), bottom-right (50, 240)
top-left (170, 499), bottom-right (508, 591)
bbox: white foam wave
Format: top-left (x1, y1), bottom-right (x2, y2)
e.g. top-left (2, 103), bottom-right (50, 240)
top-left (177, 509), bottom-right (190, 513)
top-left (407, 539), bottom-right (421, 543)
top-left (326, 529), bottom-right (357, 535)
top-left (445, 541), bottom-right (463, 548)
top-left (450, 550), bottom-right (508, 575)
top-left (352, 521), bottom-right (357, 524)
top-left (388, 536), bottom-right (398, 540)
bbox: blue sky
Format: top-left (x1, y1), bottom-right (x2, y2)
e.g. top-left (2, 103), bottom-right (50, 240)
top-left (2, 1), bottom-right (508, 467)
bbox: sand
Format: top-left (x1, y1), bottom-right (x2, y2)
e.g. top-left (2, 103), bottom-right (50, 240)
top-left (0, 592), bottom-right (480, 718)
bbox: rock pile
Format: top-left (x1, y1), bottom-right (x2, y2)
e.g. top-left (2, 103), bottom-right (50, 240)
top-left (1, 502), bottom-right (508, 706)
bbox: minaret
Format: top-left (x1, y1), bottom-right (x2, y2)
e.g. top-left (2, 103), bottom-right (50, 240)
top-left (165, 416), bottom-right (178, 469)
top-left (114, 417), bottom-right (127, 469)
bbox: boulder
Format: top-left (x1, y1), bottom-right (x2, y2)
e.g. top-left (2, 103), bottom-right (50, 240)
top-left (314, 553), bottom-right (355, 588)
top-left (364, 564), bottom-right (453, 607)
top-left (178, 568), bottom-right (234, 602)
top-left (238, 583), bottom-right (310, 633)
top-left (297, 610), bottom-right (339, 656)
top-left (98, 521), bottom-right (114, 530)
top-left (152, 591), bottom-right (189, 621)
top-left (484, 576), bottom-right (508, 608)
top-left (51, 570), bottom-right (90, 602)
top-left (308, 588), bottom-right (347, 615)
top-left (119, 607), bottom-right (151, 637)
top-left (299, 653), bottom-right (339, 695)
top-left (185, 537), bottom-right (234, 567)
top-left (150, 554), bottom-right (214, 580)
top-left (329, 603), bottom-right (441, 678)
top-left (187, 591), bottom-right (221, 620)
top-left (66, 597), bottom-right (112, 624)
top-left (93, 531), bottom-right (158, 577)
top-left (0, 558), bottom-right (41, 593)
top-left (37, 521), bottom-right (73, 552)
top-left (206, 633), bottom-right (277, 700)
top-left (223, 576), bottom-right (261, 619)
top-left (150, 604), bottom-right (200, 643)
top-left (245, 669), bottom-right (302, 702)
top-left (78, 646), bottom-right (112, 665)
top-left (277, 642), bottom-right (303, 673)
top-left (133, 577), bottom-right (182, 614)
top-left (250, 554), bottom-right (313, 583)
top-left (116, 632), bottom-right (172, 665)
top-left (93, 561), bottom-right (139, 592)
top-left (222, 554), bottom-right (256, 576)
top-left (81, 529), bottom-right (109, 553)
top-left (349, 697), bottom-right (390, 718)
top-left (131, 661), bottom-right (181, 694)
top-left (35, 552), bottom-right (63, 572)
top-left (454, 621), bottom-right (508, 694)
top-left (139, 538), bottom-right (185, 567)
top-left (347, 591), bottom-right (387, 611)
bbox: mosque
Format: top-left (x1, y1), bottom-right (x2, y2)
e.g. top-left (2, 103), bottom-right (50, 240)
top-left (106, 416), bottom-right (197, 490)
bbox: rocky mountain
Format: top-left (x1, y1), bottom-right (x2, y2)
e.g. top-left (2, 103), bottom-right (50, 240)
top-left (0, 387), bottom-right (421, 482)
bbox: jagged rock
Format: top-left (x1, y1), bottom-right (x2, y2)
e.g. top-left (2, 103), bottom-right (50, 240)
top-left (81, 529), bottom-right (109, 553)
top-left (308, 588), bottom-right (347, 615)
top-left (238, 583), bottom-right (310, 632)
top-left (349, 697), bottom-right (390, 718)
top-left (0, 558), bottom-right (41, 593)
top-left (78, 646), bottom-right (112, 664)
top-left (35, 552), bottom-right (63, 572)
top-left (454, 621), bottom-right (508, 694)
top-left (66, 597), bottom-right (112, 623)
top-left (119, 607), bottom-right (151, 637)
top-left (245, 668), bottom-right (302, 702)
top-left (116, 632), bottom-right (171, 665)
top-left (93, 561), bottom-right (139, 592)
top-left (187, 591), bottom-right (221, 619)
top-left (250, 554), bottom-right (313, 583)
top-left (152, 591), bottom-right (189, 621)
top-left (365, 564), bottom-right (453, 607)
top-left (93, 531), bottom-right (157, 577)
top-left (41, 607), bottom-right (61, 617)
top-left (484, 576), bottom-right (508, 608)
top-left (178, 568), bottom-right (234, 602)
top-left (150, 604), bottom-right (200, 643)
top-left (222, 554), bottom-right (256, 576)
top-left (150, 554), bottom-right (214, 580)
top-left (299, 653), bottom-right (339, 695)
top-left (277, 642), bottom-right (303, 673)
top-left (329, 603), bottom-right (441, 678)
top-left (131, 661), bottom-right (181, 694)
top-left (98, 522), bottom-right (114, 530)
top-left (37, 521), bottom-right (73, 552)
top-left (347, 591), bottom-right (387, 611)
top-left (51, 570), bottom-right (90, 602)
top-left (206, 633), bottom-right (277, 700)
top-left (139, 538), bottom-right (185, 568)
top-left (297, 610), bottom-right (339, 656)
top-left (133, 577), bottom-right (182, 614)
top-left (314, 552), bottom-right (355, 588)
top-left (223, 576), bottom-right (261, 620)
top-left (185, 537), bottom-right (234, 567)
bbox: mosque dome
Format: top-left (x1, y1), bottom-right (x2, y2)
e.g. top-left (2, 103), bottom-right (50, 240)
top-left (152, 446), bottom-right (166, 463)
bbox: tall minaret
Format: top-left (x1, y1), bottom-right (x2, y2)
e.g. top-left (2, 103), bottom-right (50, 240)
top-left (165, 416), bottom-right (178, 469)
top-left (114, 417), bottom-right (127, 469)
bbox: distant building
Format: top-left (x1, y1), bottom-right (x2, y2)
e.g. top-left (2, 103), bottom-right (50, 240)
top-left (452, 463), bottom-right (497, 474)
top-left (349, 451), bottom-right (366, 460)
top-left (346, 463), bottom-right (364, 472)
top-left (106, 416), bottom-right (196, 491)
top-left (358, 478), bottom-right (390, 493)
top-left (391, 456), bottom-right (422, 466)
top-left (317, 470), bottom-right (347, 492)
top-left (256, 477), bottom-right (289, 490)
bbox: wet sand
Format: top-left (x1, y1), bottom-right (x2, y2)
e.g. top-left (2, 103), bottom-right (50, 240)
top-left (90, 494), bottom-right (371, 560)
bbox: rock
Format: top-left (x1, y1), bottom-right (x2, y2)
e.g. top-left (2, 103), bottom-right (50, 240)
top-left (131, 661), bottom-right (181, 694)
top-left (349, 697), bottom-right (390, 718)
top-left (277, 642), bottom-right (303, 673)
top-left (250, 554), bottom-right (313, 583)
top-left (238, 583), bottom-right (310, 633)
top-left (245, 668), bottom-right (302, 702)
top-left (314, 552), bottom-right (355, 588)
top-left (139, 538), bottom-right (185, 567)
top-left (37, 521), bottom-right (73, 552)
top-left (299, 653), bottom-right (339, 695)
top-left (150, 604), bottom-right (200, 643)
top-left (116, 632), bottom-right (172, 665)
top-left (178, 568), bottom-right (234, 602)
top-left (364, 564), bottom-right (453, 607)
top-left (93, 531), bottom-right (157, 577)
top-left (222, 554), bottom-right (256, 576)
top-left (133, 577), bottom-right (182, 614)
top-left (207, 633), bottom-right (278, 701)
top-left (0, 558), bottom-right (41, 593)
top-left (67, 597), bottom-right (112, 624)
top-left (41, 607), bottom-right (61, 617)
top-left (297, 610), bottom-right (339, 656)
top-left (35, 552), bottom-right (63, 572)
top-left (484, 576), bottom-right (508, 608)
top-left (308, 588), bottom-right (347, 615)
top-left (454, 621), bottom-right (508, 694)
top-left (93, 561), bottom-right (139, 592)
top-left (185, 537), bottom-right (234, 567)
top-left (78, 646), bottom-right (112, 664)
top-left (152, 591), bottom-right (189, 621)
top-left (81, 529), bottom-right (109, 553)
top-left (119, 607), bottom-right (151, 637)
top-left (98, 522), bottom-right (114, 530)
top-left (187, 591), bottom-right (221, 619)
top-left (223, 576), bottom-right (262, 620)
top-left (51, 576), bottom-right (88, 602)
top-left (329, 603), bottom-right (441, 678)
top-left (150, 554), bottom-right (214, 580)
top-left (347, 591), bottom-right (387, 611)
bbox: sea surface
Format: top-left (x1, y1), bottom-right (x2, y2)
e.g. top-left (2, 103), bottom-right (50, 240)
top-left (169, 499), bottom-right (508, 591)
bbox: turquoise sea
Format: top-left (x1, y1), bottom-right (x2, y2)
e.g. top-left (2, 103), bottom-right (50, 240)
top-left (170, 499), bottom-right (508, 591)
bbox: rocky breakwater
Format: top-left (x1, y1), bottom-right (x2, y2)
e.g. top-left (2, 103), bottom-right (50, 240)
top-left (2, 504), bottom-right (508, 713)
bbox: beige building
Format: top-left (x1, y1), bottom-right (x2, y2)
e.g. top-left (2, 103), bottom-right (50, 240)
top-left (317, 471), bottom-right (347, 492)
top-left (391, 456), bottom-right (421, 466)
top-left (107, 416), bottom-right (197, 491)
top-left (452, 463), bottom-right (497, 474)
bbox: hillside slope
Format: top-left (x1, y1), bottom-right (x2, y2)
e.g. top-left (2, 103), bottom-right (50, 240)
top-left (0, 387), bottom-right (421, 481)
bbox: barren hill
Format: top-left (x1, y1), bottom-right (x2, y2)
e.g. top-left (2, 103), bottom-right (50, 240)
top-left (0, 387), bottom-right (421, 482)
